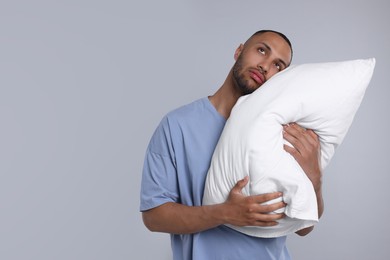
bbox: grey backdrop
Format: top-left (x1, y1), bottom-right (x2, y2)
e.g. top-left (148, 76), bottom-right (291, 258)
top-left (1, 0), bottom-right (389, 259)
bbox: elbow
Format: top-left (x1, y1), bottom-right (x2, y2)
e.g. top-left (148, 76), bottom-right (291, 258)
top-left (142, 211), bottom-right (159, 232)
top-left (295, 226), bottom-right (314, 236)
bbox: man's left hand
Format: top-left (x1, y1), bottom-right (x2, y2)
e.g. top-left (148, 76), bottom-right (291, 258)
top-left (282, 123), bottom-right (322, 191)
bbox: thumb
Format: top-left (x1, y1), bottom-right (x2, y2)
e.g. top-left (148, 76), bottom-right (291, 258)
top-left (231, 176), bottom-right (249, 193)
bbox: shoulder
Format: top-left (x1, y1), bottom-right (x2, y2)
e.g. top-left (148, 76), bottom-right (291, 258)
top-left (167, 98), bottom-right (208, 119)
top-left (152, 97), bottom-right (208, 137)
top-left (163, 97), bottom-right (210, 127)
top-left (147, 98), bottom-right (208, 155)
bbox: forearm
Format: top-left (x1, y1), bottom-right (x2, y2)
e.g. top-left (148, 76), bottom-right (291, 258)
top-left (283, 124), bottom-right (325, 236)
top-left (142, 202), bottom-right (225, 234)
top-left (295, 184), bottom-right (324, 236)
top-left (142, 187), bottom-right (285, 235)
top-left (315, 185), bottom-right (324, 219)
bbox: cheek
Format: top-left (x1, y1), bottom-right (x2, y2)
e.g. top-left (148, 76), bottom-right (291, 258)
top-left (267, 69), bottom-right (279, 80)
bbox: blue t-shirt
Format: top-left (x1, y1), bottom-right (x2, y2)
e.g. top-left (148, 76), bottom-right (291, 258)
top-left (140, 97), bottom-right (290, 260)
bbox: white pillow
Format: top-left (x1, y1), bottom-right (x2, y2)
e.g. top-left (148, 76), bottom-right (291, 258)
top-left (202, 58), bottom-right (376, 238)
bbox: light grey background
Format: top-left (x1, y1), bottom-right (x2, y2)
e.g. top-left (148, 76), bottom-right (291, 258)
top-left (1, 0), bottom-right (389, 259)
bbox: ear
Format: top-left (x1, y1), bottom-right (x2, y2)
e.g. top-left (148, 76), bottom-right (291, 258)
top-left (234, 44), bottom-right (244, 61)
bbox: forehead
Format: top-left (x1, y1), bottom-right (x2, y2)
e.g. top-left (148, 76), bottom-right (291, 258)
top-left (245, 32), bottom-right (292, 64)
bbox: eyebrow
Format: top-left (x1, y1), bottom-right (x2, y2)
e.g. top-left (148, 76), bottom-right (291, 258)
top-left (261, 42), bottom-right (289, 68)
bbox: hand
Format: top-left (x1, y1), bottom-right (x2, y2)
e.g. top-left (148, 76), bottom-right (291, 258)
top-left (282, 123), bottom-right (322, 191)
top-left (222, 176), bottom-right (286, 227)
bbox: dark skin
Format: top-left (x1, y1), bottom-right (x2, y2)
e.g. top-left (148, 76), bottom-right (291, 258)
top-left (142, 32), bottom-right (323, 236)
top-left (283, 123), bottom-right (324, 235)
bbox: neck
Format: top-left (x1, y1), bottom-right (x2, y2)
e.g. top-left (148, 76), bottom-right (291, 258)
top-left (208, 69), bottom-right (242, 119)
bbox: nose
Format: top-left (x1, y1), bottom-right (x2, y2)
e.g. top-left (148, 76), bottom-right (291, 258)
top-left (258, 64), bottom-right (268, 75)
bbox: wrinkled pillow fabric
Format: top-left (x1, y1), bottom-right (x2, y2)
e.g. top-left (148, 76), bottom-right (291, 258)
top-left (202, 58), bottom-right (376, 237)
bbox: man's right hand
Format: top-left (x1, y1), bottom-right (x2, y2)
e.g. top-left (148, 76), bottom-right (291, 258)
top-left (142, 176), bottom-right (285, 235)
top-left (222, 176), bottom-right (286, 227)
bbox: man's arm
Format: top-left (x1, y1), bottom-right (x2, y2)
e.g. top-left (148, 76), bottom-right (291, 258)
top-left (142, 176), bottom-right (286, 234)
top-left (282, 123), bottom-right (324, 236)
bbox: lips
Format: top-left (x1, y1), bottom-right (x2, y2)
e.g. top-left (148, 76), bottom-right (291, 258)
top-left (249, 69), bottom-right (265, 85)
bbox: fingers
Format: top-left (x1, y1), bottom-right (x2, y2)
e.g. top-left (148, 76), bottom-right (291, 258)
top-left (250, 191), bottom-right (283, 204)
top-left (250, 195), bottom-right (286, 213)
top-left (282, 123), bottom-right (322, 187)
top-left (286, 123), bottom-right (319, 144)
top-left (249, 213), bottom-right (285, 226)
top-left (283, 123), bottom-right (320, 157)
top-left (227, 179), bottom-right (287, 227)
top-left (242, 198), bottom-right (286, 227)
top-left (306, 129), bottom-right (319, 142)
top-left (247, 193), bottom-right (286, 213)
top-left (232, 179), bottom-right (284, 210)
top-left (283, 124), bottom-right (308, 151)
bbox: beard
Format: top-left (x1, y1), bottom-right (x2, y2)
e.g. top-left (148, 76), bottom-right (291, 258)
top-left (232, 55), bottom-right (257, 96)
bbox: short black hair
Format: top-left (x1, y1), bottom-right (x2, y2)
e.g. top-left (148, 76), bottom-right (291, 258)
top-left (250, 30), bottom-right (293, 63)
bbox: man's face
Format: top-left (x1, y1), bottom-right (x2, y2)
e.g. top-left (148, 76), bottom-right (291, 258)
top-left (232, 32), bottom-right (292, 95)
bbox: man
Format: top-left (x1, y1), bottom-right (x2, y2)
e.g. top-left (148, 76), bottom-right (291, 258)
top-left (140, 30), bottom-right (324, 260)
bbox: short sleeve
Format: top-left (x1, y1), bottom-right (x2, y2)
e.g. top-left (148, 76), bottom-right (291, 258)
top-left (139, 117), bottom-right (179, 211)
